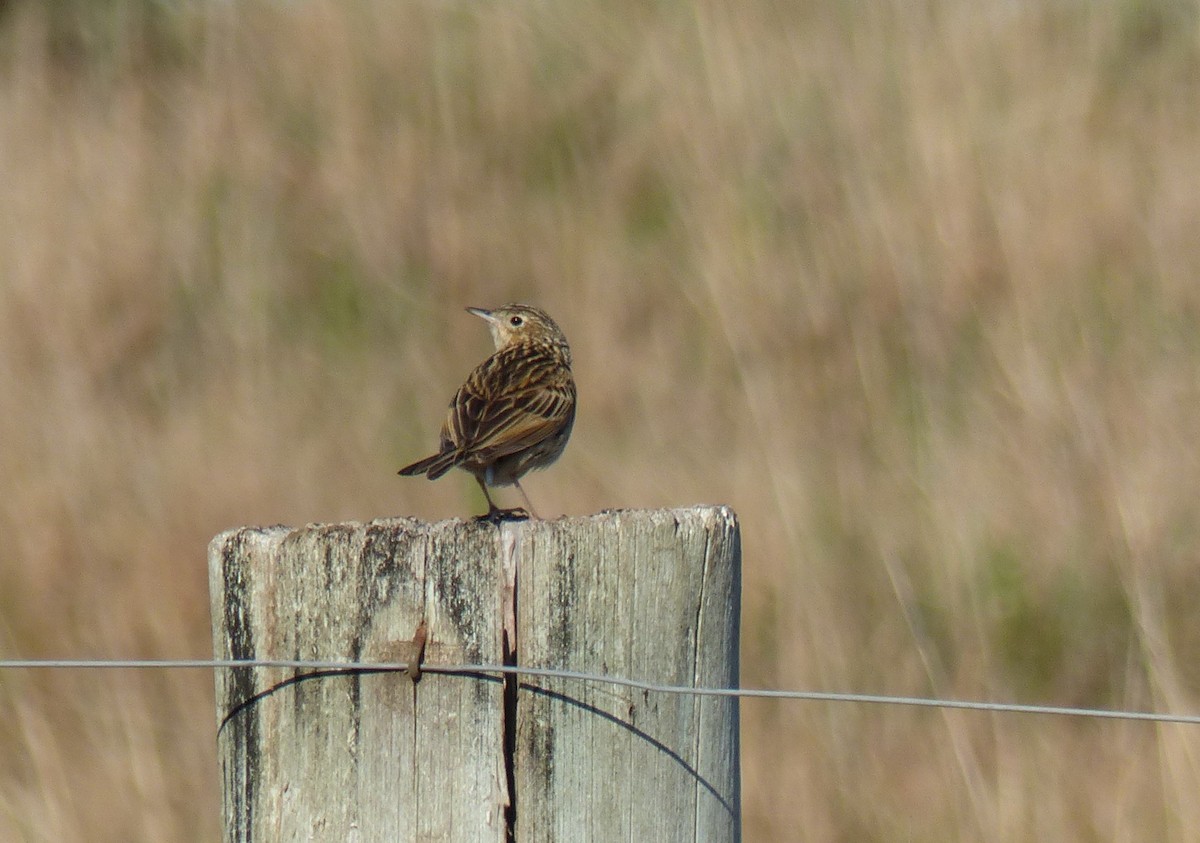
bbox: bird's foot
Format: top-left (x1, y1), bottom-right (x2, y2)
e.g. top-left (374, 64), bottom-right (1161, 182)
top-left (475, 506), bottom-right (531, 524)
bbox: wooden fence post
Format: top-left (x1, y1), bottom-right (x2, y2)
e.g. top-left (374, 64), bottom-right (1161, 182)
top-left (209, 506), bottom-right (741, 842)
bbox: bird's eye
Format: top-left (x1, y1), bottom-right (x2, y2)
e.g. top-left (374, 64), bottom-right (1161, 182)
top-left (509, 316), bottom-right (524, 327)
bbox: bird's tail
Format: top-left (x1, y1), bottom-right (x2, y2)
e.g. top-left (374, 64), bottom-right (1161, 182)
top-left (398, 450), bottom-right (460, 480)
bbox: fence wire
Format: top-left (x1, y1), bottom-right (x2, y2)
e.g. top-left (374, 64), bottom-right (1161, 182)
top-left (2, 658), bottom-right (1198, 725)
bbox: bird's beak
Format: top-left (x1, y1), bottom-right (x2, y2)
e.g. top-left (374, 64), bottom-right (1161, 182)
top-left (466, 306), bottom-right (497, 323)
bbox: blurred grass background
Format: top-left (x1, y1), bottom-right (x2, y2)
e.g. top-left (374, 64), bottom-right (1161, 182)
top-left (2, 0), bottom-right (1200, 839)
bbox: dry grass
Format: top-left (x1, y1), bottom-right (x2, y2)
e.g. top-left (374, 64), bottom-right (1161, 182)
top-left (2, 0), bottom-right (1200, 839)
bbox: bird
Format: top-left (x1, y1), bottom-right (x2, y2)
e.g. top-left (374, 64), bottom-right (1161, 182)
top-left (398, 304), bottom-right (576, 521)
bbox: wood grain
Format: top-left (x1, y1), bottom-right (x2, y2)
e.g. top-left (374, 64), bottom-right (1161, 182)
top-left (209, 507), bottom-right (740, 842)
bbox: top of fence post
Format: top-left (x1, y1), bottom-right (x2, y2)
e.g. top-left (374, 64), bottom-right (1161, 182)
top-left (209, 506), bottom-right (741, 843)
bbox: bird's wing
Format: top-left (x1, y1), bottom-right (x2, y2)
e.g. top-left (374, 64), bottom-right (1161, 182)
top-left (442, 343), bottom-right (575, 461)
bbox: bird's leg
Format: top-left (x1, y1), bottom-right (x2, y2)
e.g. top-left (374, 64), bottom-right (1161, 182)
top-left (513, 479), bottom-right (541, 519)
top-left (474, 477), bottom-right (529, 522)
top-left (476, 477), bottom-right (502, 518)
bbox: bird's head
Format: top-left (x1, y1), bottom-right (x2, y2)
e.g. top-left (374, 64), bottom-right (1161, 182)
top-left (466, 304), bottom-right (567, 351)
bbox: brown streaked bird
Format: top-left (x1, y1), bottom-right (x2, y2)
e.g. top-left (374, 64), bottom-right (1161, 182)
top-left (398, 304), bottom-right (576, 521)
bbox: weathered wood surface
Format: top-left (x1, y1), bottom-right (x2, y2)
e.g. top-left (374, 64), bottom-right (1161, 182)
top-left (512, 507), bottom-right (741, 842)
top-left (209, 520), bottom-right (509, 843)
top-left (209, 506), bottom-right (740, 842)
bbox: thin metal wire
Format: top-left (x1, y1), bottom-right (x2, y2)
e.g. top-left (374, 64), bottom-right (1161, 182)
top-left (2, 658), bottom-right (1198, 725)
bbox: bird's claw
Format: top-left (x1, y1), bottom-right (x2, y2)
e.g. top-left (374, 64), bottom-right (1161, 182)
top-left (475, 507), bottom-right (531, 524)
